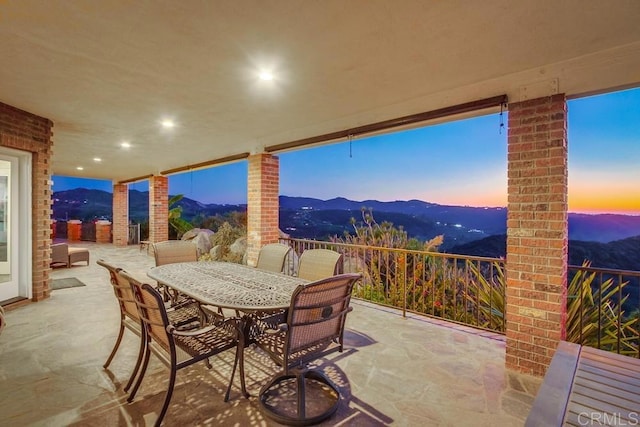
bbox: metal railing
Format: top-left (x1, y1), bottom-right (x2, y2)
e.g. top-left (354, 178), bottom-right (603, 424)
top-left (281, 238), bottom-right (506, 333)
top-left (281, 238), bottom-right (640, 356)
top-left (567, 264), bottom-right (640, 358)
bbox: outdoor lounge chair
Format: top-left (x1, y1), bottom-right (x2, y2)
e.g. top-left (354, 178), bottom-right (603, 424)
top-left (122, 271), bottom-right (240, 427)
top-left (256, 243), bottom-right (292, 273)
top-left (254, 273), bottom-right (361, 426)
top-left (296, 249), bottom-right (343, 281)
top-left (97, 260), bottom-right (200, 394)
top-left (50, 243), bottom-right (90, 268)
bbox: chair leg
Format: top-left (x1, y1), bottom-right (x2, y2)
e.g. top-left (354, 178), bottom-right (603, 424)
top-left (127, 345), bottom-right (151, 403)
top-left (103, 322), bottom-right (125, 369)
top-left (155, 367), bottom-right (177, 427)
top-left (297, 371), bottom-right (306, 420)
top-left (124, 333), bottom-right (146, 392)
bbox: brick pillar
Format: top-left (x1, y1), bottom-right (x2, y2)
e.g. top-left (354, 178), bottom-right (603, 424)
top-left (67, 220), bottom-right (82, 241)
top-left (95, 220), bottom-right (112, 243)
top-left (51, 219), bottom-right (56, 240)
top-left (505, 94), bottom-right (568, 377)
top-left (112, 183), bottom-right (129, 246)
top-left (1, 101), bottom-right (53, 301)
top-left (149, 175), bottom-right (169, 243)
top-left (246, 154), bottom-right (280, 266)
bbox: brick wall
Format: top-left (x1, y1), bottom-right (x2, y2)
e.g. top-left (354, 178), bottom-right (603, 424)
top-left (246, 154), bottom-right (280, 266)
top-left (0, 101), bottom-right (53, 301)
top-left (505, 94), bottom-right (568, 376)
top-left (149, 175), bottom-right (168, 242)
top-left (112, 183), bottom-right (129, 246)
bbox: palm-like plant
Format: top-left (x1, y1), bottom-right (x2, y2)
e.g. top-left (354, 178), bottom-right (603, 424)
top-left (566, 263), bottom-right (637, 355)
top-left (467, 260), bottom-right (638, 356)
top-left (168, 194), bottom-right (193, 239)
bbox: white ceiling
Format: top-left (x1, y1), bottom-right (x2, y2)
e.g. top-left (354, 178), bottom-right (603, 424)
top-left (1, 0), bottom-right (640, 182)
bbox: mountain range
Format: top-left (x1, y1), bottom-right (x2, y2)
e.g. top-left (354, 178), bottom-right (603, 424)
top-left (52, 189), bottom-right (640, 264)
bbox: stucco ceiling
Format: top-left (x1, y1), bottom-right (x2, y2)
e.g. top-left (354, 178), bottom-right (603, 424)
top-left (1, 0), bottom-right (639, 182)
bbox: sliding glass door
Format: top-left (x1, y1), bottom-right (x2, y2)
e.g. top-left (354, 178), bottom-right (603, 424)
top-left (0, 159), bottom-right (15, 299)
top-left (0, 149), bottom-right (30, 303)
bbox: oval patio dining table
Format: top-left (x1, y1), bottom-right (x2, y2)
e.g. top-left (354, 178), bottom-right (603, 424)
top-left (147, 261), bottom-right (308, 400)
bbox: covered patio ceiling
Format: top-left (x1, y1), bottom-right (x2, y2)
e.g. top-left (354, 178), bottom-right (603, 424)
top-left (1, 0), bottom-right (639, 182)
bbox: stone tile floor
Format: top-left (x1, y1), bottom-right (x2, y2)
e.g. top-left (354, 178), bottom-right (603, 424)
top-left (0, 243), bottom-right (541, 426)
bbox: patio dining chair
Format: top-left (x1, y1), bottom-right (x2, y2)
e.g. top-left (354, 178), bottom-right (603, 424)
top-left (152, 240), bottom-right (198, 266)
top-left (121, 271), bottom-right (240, 427)
top-left (253, 273), bottom-right (361, 426)
top-left (97, 259), bottom-right (200, 393)
top-left (152, 240), bottom-right (198, 305)
top-left (256, 243), bottom-right (292, 273)
top-left (296, 249), bottom-right (343, 281)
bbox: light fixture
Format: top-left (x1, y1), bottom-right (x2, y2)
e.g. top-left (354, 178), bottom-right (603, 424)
top-left (121, 142), bottom-right (131, 148)
top-left (161, 119), bottom-right (175, 129)
top-left (259, 71), bottom-right (274, 81)
top-left (93, 157), bottom-right (102, 162)
top-left (76, 166), bottom-right (84, 171)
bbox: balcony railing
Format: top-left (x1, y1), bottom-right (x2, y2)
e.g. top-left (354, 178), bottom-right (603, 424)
top-left (281, 238), bottom-right (640, 357)
top-left (281, 238), bottom-right (506, 334)
top-left (567, 264), bottom-right (640, 358)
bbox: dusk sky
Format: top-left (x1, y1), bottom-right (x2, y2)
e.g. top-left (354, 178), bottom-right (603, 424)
top-left (53, 88), bottom-right (640, 215)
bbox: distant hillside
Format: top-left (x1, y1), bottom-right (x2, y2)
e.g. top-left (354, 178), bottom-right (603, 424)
top-left (449, 234), bottom-right (640, 271)
top-left (52, 190), bottom-right (640, 250)
top-left (280, 196), bottom-right (640, 244)
top-left (52, 188), bottom-right (245, 222)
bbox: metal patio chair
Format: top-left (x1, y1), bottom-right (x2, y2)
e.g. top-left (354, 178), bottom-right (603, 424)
top-left (152, 240), bottom-right (198, 305)
top-left (254, 273), bottom-right (361, 426)
top-left (122, 271), bottom-right (240, 427)
top-left (256, 243), bottom-right (292, 273)
top-left (97, 259), bottom-right (200, 393)
top-left (296, 249), bottom-right (343, 281)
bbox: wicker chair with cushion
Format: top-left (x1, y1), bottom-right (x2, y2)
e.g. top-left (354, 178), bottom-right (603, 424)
top-left (97, 260), bottom-right (200, 394)
top-left (256, 243), bottom-right (292, 273)
top-left (296, 249), bottom-right (343, 282)
top-left (122, 271), bottom-right (240, 427)
top-left (50, 243), bottom-right (90, 268)
top-left (254, 273), bottom-right (361, 426)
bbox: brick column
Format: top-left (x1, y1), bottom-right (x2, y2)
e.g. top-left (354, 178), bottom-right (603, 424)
top-left (505, 94), bottom-right (568, 376)
top-left (0, 101), bottom-right (53, 301)
top-left (95, 220), bottom-right (112, 243)
top-left (112, 183), bottom-right (129, 246)
top-left (67, 220), bottom-right (82, 241)
top-left (149, 175), bottom-right (169, 243)
top-left (246, 154), bottom-right (280, 266)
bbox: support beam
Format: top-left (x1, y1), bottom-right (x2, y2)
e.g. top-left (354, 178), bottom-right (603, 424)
top-left (149, 175), bottom-right (169, 243)
top-left (112, 183), bottom-right (129, 246)
top-left (246, 154), bottom-right (280, 266)
top-left (505, 94), bottom-right (568, 377)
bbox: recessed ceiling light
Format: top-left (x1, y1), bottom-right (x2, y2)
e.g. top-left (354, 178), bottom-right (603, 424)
top-left (93, 157), bottom-right (102, 162)
top-left (161, 119), bottom-right (175, 128)
top-left (259, 71), bottom-right (274, 81)
top-left (76, 166), bottom-right (84, 171)
top-left (121, 142), bottom-right (131, 148)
